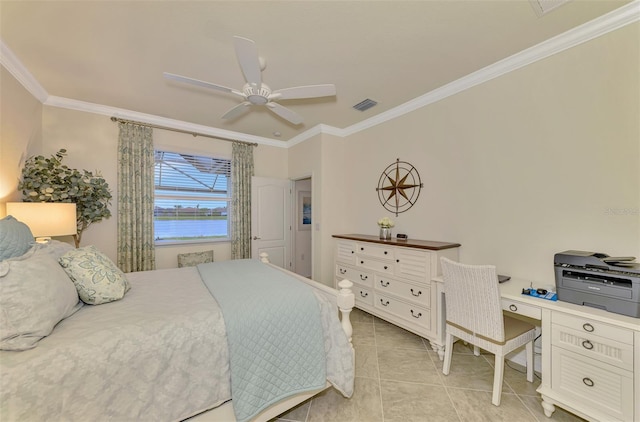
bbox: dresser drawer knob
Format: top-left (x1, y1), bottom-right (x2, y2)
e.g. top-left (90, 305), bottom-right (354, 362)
top-left (339, 268), bottom-right (347, 275)
top-left (380, 299), bottom-right (390, 306)
top-left (509, 304), bottom-right (518, 312)
top-left (582, 340), bottom-right (594, 350)
top-left (411, 310), bottom-right (422, 318)
top-left (380, 280), bottom-right (390, 287)
top-left (360, 261), bottom-right (364, 264)
top-left (384, 251), bottom-right (388, 255)
top-left (361, 247), bottom-right (364, 251)
top-left (360, 291), bottom-right (368, 298)
top-left (383, 266), bottom-right (388, 270)
top-left (396, 259), bottom-right (400, 263)
top-left (582, 323), bottom-right (595, 332)
top-left (360, 274), bottom-right (368, 281)
top-left (582, 377), bottom-right (594, 387)
top-left (411, 288), bottom-right (422, 297)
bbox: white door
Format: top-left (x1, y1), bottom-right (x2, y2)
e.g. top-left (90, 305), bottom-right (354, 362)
top-left (251, 176), bottom-right (291, 269)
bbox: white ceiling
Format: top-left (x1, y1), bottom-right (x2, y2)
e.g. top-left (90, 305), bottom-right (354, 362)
top-left (0, 0), bottom-right (631, 144)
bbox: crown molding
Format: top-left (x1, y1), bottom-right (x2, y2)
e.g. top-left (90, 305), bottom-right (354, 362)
top-left (0, 40), bottom-right (48, 103)
top-left (2, 1), bottom-right (638, 148)
top-left (338, 0), bottom-right (640, 137)
top-left (44, 96), bottom-right (285, 148)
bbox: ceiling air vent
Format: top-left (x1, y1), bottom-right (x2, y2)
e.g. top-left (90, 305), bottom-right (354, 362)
top-left (353, 98), bottom-right (378, 112)
top-left (529, 0), bottom-right (571, 17)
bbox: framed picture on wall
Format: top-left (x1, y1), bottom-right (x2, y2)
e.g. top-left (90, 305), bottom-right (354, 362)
top-left (298, 191), bottom-right (311, 231)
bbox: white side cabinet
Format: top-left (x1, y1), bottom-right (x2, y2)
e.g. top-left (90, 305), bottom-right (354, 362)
top-left (333, 234), bottom-right (460, 358)
top-left (540, 310), bottom-right (637, 422)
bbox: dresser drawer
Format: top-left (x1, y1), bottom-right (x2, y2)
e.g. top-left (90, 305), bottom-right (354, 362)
top-left (357, 257), bottom-right (394, 276)
top-left (375, 275), bottom-right (429, 306)
top-left (501, 299), bottom-right (541, 320)
top-left (552, 311), bottom-right (634, 345)
top-left (374, 293), bottom-right (430, 330)
top-left (354, 285), bottom-right (374, 306)
top-left (335, 265), bottom-right (373, 287)
top-left (551, 346), bottom-right (633, 421)
top-left (356, 243), bottom-right (394, 260)
top-left (551, 324), bottom-right (634, 371)
top-left (394, 249), bottom-right (430, 282)
top-left (335, 240), bottom-right (357, 264)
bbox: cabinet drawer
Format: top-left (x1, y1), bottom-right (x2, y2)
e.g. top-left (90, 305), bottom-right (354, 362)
top-left (551, 324), bottom-right (634, 371)
top-left (335, 240), bottom-right (356, 264)
top-left (551, 346), bottom-right (633, 421)
top-left (552, 312), bottom-right (634, 345)
top-left (501, 299), bottom-right (541, 320)
top-left (374, 293), bottom-right (430, 330)
top-left (356, 243), bottom-right (395, 260)
top-left (357, 257), bottom-right (394, 276)
top-left (335, 265), bottom-right (373, 287)
top-left (375, 275), bottom-right (430, 306)
top-left (354, 285), bottom-right (374, 306)
top-left (394, 249), bottom-right (430, 282)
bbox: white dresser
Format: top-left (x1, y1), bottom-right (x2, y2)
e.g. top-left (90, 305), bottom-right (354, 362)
top-left (333, 234), bottom-right (460, 357)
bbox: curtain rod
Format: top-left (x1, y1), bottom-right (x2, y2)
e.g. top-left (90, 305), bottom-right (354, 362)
top-left (110, 117), bottom-right (258, 147)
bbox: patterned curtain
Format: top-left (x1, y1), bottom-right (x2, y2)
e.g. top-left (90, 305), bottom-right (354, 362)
top-left (117, 122), bottom-right (155, 272)
top-left (231, 142), bottom-right (255, 259)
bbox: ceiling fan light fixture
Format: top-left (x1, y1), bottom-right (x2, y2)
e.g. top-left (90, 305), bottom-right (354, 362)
top-left (243, 83), bottom-right (271, 105)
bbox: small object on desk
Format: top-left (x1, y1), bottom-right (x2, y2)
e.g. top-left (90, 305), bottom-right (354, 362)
top-left (522, 287), bottom-right (557, 301)
top-left (498, 274), bottom-right (511, 283)
top-left (396, 233), bottom-right (408, 240)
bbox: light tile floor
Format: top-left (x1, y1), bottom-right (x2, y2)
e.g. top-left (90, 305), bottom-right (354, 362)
top-left (275, 308), bottom-right (586, 422)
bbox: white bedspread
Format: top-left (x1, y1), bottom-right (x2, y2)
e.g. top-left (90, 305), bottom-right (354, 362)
top-left (1, 267), bottom-right (229, 421)
top-left (0, 265), bottom-right (354, 422)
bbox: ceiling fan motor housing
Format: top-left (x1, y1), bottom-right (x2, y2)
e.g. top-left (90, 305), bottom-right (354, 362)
top-left (244, 83), bottom-right (271, 105)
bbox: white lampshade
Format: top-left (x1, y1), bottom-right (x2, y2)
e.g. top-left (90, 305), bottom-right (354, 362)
top-left (6, 202), bottom-right (77, 238)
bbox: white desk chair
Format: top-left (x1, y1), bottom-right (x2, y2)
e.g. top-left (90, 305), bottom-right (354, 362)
top-left (440, 257), bottom-right (536, 406)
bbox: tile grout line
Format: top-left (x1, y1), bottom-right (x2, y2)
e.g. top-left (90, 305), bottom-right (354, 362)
top-left (372, 317), bottom-right (386, 422)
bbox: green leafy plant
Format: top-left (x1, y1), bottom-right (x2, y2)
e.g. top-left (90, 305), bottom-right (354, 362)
top-left (18, 149), bottom-right (112, 247)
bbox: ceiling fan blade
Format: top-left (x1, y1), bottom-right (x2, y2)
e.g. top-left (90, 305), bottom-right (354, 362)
top-left (271, 84), bottom-right (336, 100)
top-left (233, 36), bottom-right (262, 89)
top-left (221, 102), bottom-right (251, 120)
top-left (266, 102), bottom-right (304, 125)
top-left (163, 72), bottom-right (243, 96)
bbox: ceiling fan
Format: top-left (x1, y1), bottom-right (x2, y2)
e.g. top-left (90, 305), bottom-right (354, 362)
top-left (163, 36), bottom-right (336, 125)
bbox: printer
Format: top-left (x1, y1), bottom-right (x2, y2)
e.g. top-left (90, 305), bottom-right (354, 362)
top-left (554, 250), bottom-right (640, 318)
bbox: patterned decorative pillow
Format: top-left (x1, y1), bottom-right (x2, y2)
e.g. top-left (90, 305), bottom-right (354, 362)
top-left (59, 245), bottom-right (131, 305)
top-left (0, 249), bottom-right (82, 351)
top-left (0, 215), bottom-right (34, 261)
top-left (178, 250), bottom-right (214, 267)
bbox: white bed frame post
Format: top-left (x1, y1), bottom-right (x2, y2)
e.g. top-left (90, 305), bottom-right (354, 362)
top-left (337, 279), bottom-right (354, 347)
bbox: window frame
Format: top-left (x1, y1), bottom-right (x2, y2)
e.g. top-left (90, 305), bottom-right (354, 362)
top-left (153, 149), bottom-right (232, 246)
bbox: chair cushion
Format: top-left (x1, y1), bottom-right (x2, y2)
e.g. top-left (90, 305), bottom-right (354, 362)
top-left (447, 315), bottom-right (535, 346)
top-left (502, 315), bottom-right (536, 343)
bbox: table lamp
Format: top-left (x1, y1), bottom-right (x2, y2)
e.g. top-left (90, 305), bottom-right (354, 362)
top-left (6, 202), bottom-right (77, 244)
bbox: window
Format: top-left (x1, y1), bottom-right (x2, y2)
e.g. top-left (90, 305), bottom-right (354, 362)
top-left (154, 150), bottom-right (231, 243)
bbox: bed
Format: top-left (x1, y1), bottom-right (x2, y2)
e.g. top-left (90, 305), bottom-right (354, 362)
top-left (0, 222), bottom-right (355, 422)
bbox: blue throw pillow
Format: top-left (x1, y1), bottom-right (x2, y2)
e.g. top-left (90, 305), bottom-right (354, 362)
top-left (0, 216), bottom-right (34, 261)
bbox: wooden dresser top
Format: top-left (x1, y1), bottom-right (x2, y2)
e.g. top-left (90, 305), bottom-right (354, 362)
top-left (332, 234), bottom-right (461, 251)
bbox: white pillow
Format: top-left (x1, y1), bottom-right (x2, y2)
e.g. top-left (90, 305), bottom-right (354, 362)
top-left (0, 249), bottom-right (82, 351)
top-left (59, 245), bottom-right (131, 305)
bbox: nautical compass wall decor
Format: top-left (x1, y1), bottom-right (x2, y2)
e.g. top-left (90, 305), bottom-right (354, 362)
top-left (376, 158), bottom-right (423, 216)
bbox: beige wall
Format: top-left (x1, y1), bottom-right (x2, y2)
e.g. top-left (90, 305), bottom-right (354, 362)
top-left (37, 106), bottom-right (288, 267)
top-left (0, 67), bottom-right (43, 216)
top-left (338, 23), bottom-right (639, 285)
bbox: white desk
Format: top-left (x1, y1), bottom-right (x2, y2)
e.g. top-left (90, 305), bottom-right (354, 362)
top-left (434, 276), bottom-right (639, 422)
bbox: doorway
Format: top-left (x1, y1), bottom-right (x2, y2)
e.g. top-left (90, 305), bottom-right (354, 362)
top-left (293, 177), bottom-right (312, 278)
